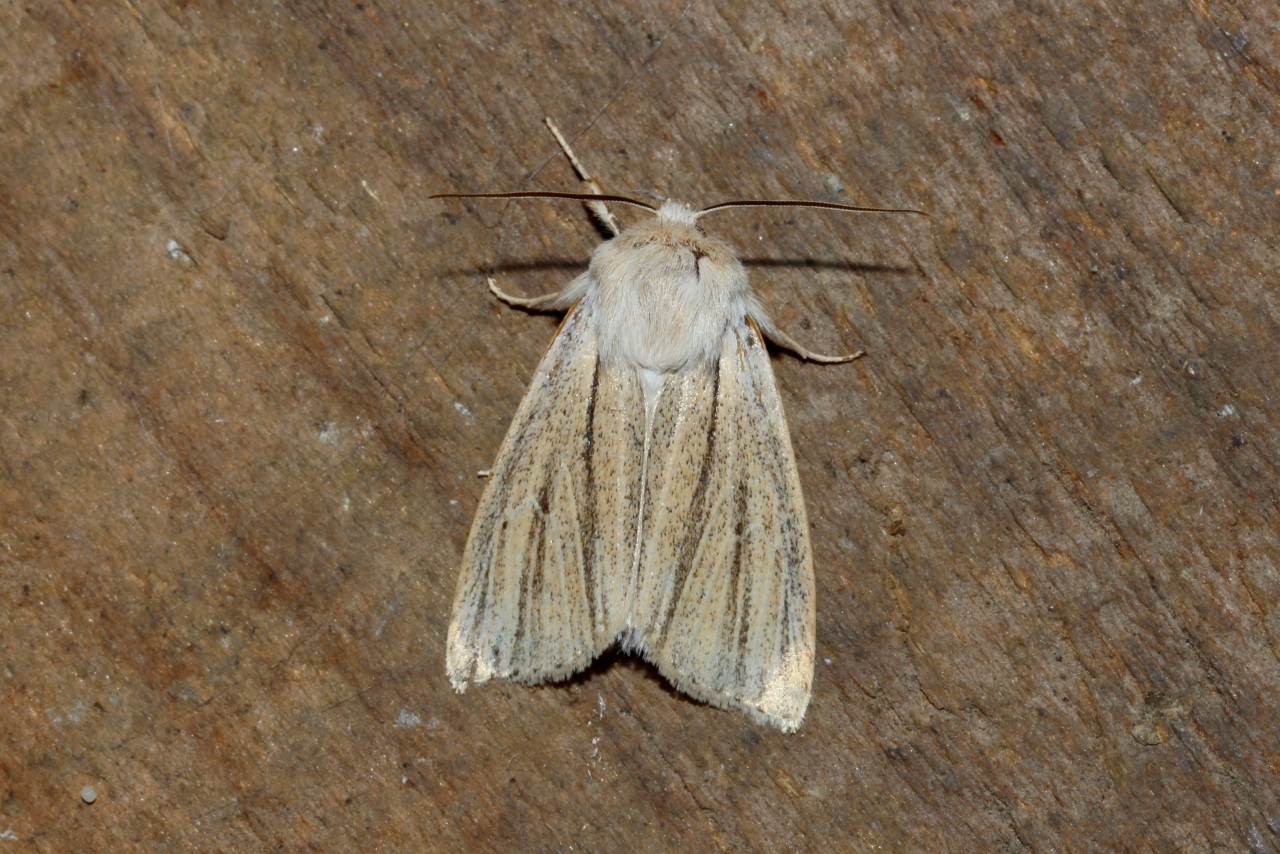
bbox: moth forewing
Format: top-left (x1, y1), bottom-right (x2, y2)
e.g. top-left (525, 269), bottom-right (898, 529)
top-left (632, 318), bottom-right (817, 731)
top-left (446, 303), bottom-right (644, 689)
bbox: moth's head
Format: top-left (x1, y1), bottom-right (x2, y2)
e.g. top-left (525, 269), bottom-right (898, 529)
top-left (654, 199), bottom-right (698, 227)
top-left (608, 199), bottom-right (741, 283)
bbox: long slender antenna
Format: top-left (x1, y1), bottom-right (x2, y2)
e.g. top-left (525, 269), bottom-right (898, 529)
top-left (429, 191), bottom-right (656, 213)
top-left (697, 199), bottom-right (928, 218)
top-left (430, 193), bottom-right (929, 220)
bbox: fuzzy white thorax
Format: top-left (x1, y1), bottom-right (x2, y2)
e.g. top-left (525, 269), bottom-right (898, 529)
top-left (585, 200), bottom-right (751, 407)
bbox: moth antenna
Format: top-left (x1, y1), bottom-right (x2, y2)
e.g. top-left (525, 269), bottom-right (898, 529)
top-left (695, 199), bottom-right (928, 219)
top-left (430, 190), bottom-right (657, 214)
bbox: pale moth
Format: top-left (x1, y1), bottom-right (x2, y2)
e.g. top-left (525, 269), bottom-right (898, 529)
top-left (438, 120), bottom-right (923, 732)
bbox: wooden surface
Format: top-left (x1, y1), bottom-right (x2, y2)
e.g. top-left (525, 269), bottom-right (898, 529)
top-left (3, 1), bottom-right (1278, 850)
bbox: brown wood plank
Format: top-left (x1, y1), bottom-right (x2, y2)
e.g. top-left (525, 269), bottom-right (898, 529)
top-left (2, 0), bottom-right (1277, 849)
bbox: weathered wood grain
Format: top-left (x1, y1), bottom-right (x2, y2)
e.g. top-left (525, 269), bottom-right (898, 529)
top-left (1, 0), bottom-right (1277, 850)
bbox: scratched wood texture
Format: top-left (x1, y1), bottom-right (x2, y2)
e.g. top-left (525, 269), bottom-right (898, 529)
top-left (2, 0), bottom-right (1278, 850)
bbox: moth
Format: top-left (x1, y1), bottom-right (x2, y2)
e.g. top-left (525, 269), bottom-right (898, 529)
top-left (436, 121), bottom-right (922, 731)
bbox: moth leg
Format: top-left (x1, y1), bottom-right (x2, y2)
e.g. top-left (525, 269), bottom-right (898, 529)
top-left (545, 117), bottom-right (622, 237)
top-left (487, 276), bottom-right (575, 311)
top-left (750, 312), bottom-right (865, 363)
